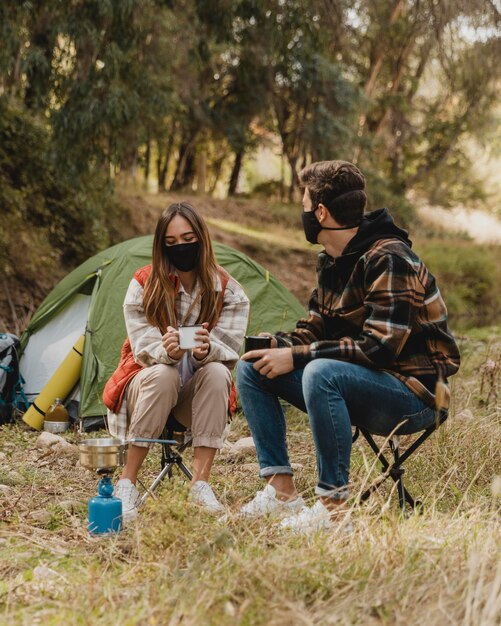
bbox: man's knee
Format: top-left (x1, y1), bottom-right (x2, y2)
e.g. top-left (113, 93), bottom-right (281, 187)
top-left (302, 359), bottom-right (349, 394)
top-left (236, 358), bottom-right (258, 387)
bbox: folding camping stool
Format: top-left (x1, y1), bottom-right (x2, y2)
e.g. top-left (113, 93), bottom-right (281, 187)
top-left (139, 414), bottom-right (193, 505)
top-left (352, 409), bottom-right (449, 513)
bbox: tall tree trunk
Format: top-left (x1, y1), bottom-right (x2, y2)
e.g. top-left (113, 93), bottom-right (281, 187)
top-left (352, 0), bottom-right (407, 163)
top-left (170, 140), bottom-right (190, 191)
top-left (24, 10), bottom-right (56, 110)
top-left (180, 148), bottom-right (196, 189)
top-left (228, 149), bottom-right (243, 196)
top-left (144, 139), bottom-right (151, 188)
top-left (7, 45), bottom-right (24, 97)
top-left (158, 130), bottom-right (176, 191)
top-left (209, 155), bottom-right (226, 195)
top-left (287, 155), bottom-right (299, 203)
top-left (279, 152), bottom-right (285, 202)
top-left (372, 33), bottom-right (419, 137)
top-left (300, 149), bottom-right (307, 172)
top-left (156, 142), bottom-right (163, 190)
top-left (196, 151), bottom-right (207, 194)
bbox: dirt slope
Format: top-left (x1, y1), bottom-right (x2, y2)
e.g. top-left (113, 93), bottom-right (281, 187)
top-left (0, 190), bottom-right (316, 333)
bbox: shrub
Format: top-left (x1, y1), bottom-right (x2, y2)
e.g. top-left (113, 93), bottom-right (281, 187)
top-left (0, 97), bottom-right (119, 280)
top-left (416, 239), bottom-right (501, 328)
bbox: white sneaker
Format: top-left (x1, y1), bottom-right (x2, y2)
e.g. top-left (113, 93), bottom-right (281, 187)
top-left (114, 478), bottom-right (141, 523)
top-left (279, 499), bottom-right (353, 536)
top-left (190, 481), bottom-right (224, 514)
top-left (240, 484), bottom-right (305, 518)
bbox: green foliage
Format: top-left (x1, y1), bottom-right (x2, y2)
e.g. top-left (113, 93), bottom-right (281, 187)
top-left (0, 0), bottom-right (500, 310)
top-left (417, 240), bottom-right (501, 328)
top-left (418, 149), bottom-right (489, 207)
top-left (0, 97), bottom-right (118, 280)
top-left (363, 168), bottom-right (416, 227)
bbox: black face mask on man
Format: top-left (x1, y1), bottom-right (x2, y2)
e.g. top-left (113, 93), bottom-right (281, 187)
top-left (164, 241), bottom-right (200, 272)
top-left (301, 210), bottom-right (358, 244)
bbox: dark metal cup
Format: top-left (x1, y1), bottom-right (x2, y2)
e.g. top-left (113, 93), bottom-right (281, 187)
top-left (244, 335), bottom-right (272, 362)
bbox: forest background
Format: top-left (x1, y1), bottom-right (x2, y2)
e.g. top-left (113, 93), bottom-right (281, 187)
top-left (1, 0), bottom-right (501, 333)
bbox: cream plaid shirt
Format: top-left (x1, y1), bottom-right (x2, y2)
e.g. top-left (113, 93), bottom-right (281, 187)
top-left (107, 270), bottom-right (249, 438)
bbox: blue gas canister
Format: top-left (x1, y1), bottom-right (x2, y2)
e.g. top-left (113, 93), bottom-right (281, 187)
top-left (88, 475), bottom-right (122, 534)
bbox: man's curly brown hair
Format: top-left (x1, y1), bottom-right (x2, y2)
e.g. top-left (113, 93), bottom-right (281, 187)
top-left (299, 160), bottom-right (367, 226)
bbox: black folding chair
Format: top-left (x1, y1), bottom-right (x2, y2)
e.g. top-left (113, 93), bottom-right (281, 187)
top-left (352, 409), bottom-right (449, 513)
top-left (139, 414), bottom-right (193, 505)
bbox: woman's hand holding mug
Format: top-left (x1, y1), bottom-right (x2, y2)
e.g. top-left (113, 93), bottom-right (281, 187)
top-left (162, 326), bottom-right (186, 360)
top-left (192, 323), bottom-right (210, 361)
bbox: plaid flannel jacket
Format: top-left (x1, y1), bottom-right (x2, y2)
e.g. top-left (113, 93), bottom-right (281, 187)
top-left (276, 237), bottom-right (460, 408)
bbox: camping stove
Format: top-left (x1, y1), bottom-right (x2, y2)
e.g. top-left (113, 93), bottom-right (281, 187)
top-left (79, 436), bottom-right (177, 534)
top-left (79, 438), bottom-right (127, 535)
top-left (88, 470), bottom-right (122, 535)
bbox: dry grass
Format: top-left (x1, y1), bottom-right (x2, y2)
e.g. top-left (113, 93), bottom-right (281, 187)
top-left (1, 332), bottom-right (500, 626)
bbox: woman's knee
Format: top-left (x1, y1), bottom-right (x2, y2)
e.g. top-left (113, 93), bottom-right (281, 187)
top-left (197, 361), bottom-right (231, 391)
top-left (140, 364), bottom-right (180, 393)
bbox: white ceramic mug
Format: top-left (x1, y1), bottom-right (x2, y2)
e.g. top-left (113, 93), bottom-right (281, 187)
top-left (178, 325), bottom-right (203, 349)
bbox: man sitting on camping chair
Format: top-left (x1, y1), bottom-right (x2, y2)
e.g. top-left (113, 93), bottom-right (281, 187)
top-left (237, 160), bottom-right (461, 534)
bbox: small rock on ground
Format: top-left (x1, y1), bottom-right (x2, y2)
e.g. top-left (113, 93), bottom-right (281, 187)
top-left (29, 509), bottom-right (52, 524)
top-left (36, 432), bottom-right (67, 448)
top-left (36, 432), bottom-right (77, 456)
top-left (456, 409), bottom-right (474, 420)
top-left (222, 437), bottom-right (256, 455)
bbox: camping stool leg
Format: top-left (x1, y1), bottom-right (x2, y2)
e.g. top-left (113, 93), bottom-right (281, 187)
top-left (359, 429), bottom-right (392, 502)
top-left (174, 436), bottom-right (194, 480)
top-left (390, 437), bottom-right (406, 512)
top-left (359, 429), bottom-right (416, 510)
top-left (177, 459), bottom-right (193, 481)
top-left (139, 461), bottom-right (176, 505)
top-left (140, 440), bottom-right (194, 505)
top-left (352, 427), bottom-right (360, 443)
top-left (389, 436), bottom-right (418, 514)
top-left (160, 440), bottom-right (174, 478)
top-left (162, 442), bottom-right (193, 480)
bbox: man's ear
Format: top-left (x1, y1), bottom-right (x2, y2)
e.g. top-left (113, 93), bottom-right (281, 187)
top-left (317, 203), bottom-right (329, 223)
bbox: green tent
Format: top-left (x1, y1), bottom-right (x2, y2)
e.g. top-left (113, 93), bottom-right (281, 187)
top-left (19, 236), bottom-right (306, 420)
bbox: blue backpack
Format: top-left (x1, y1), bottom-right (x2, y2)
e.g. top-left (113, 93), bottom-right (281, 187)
top-left (0, 333), bottom-right (28, 424)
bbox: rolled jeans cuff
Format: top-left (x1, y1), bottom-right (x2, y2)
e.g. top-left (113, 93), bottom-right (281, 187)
top-left (315, 484), bottom-right (350, 501)
top-left (259, 465), bottom-right (294, 478)
top-left (192, 434), bottom-right (224, 449)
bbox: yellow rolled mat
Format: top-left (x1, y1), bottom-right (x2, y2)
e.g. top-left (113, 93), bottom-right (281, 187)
top-left (22, 334), bottom-right (85, 431)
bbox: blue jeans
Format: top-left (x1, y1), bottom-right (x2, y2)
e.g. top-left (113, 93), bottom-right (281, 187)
top-left (236, 358), bottom-right (436, 500)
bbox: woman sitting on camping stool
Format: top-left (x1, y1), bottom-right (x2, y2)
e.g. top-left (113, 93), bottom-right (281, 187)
top-left (103, 202), bottom-right (249, 521)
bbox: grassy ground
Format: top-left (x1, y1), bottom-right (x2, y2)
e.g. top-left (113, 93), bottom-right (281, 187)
top-left (1, 188), bottom-right (500, 623)
top-left (0, 330), bottom-right (500, 625)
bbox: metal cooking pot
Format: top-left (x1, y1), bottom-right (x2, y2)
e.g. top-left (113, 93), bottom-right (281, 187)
top-left (79, 436), bottom-right (179, 472)
top-left (44, 420), bottom-right (70, 434)
top-left (79, 438), bottom-right (128, 471)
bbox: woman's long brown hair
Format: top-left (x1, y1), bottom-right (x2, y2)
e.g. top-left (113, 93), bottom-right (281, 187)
top-left (143, 202), bottom-right (220, 332)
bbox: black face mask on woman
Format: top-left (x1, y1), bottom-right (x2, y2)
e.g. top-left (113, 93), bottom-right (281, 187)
top-left (164, 241), bottom-right (200, 272)
top-left (301, 210), bottom-right (359, 244)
